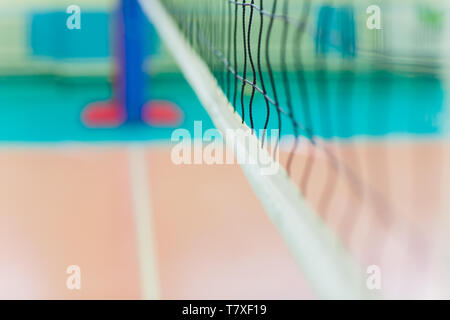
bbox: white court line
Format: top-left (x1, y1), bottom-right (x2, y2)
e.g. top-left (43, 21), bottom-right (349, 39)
top-left (128, 146), bottom-right (160, 300)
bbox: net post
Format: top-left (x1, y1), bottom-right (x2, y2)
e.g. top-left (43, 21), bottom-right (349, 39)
top-left (81, 0), bottom-right (182, 128)
top-left (119, 0), bottom-right (146, 123)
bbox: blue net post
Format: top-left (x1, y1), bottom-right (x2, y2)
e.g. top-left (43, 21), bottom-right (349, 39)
top-left (82, 0), bottom-right (181, 127)
top-left (118, 0), bottom-right (148, 123)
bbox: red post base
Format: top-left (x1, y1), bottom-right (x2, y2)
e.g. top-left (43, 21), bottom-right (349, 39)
top-left (82, 100), bottom-right (183, 128)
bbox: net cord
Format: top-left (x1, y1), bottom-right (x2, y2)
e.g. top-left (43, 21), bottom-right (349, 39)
top-left (140, 0), bottom-right (374, 299)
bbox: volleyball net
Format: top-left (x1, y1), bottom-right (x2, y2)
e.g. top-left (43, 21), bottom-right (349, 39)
top-left (141, 0), bottom-right (450, 298)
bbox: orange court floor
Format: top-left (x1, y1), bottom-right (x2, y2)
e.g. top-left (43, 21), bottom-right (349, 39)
top-left (0, 146), bottom-right (312, 299)
top-left (0, 140), bottom-right (449, 299)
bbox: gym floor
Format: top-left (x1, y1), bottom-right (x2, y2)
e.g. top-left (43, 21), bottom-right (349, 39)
top-left (0, 71), bottom-right (315, 299)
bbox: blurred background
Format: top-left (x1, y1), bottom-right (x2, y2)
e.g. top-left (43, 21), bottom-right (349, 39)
top-left (1, 0), bottom-right (450, 299)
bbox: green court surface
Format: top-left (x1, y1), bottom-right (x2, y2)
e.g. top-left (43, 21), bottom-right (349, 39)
top-left (231, 71), bottom-right (446, 139)
top-left (0, 71), bottom-right (446, 143)
top-left (0, 73), bottom-right (214, 143)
